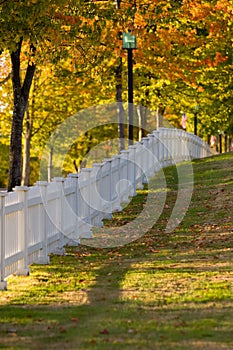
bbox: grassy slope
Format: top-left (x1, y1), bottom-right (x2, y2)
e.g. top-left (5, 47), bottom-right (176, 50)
top-left (0, 153), bottom-right (232, 350)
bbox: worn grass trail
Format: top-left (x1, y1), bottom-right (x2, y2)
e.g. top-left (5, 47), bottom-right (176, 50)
top-left (0, 153), bottom-right (233, 350)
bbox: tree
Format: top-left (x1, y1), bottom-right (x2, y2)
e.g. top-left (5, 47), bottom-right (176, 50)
top-left (0, 1), bottom-right (61, 189)
top-left (128, 0), bottom-right (233, 139)
top-left (0, 0), bottom-right (110, 191)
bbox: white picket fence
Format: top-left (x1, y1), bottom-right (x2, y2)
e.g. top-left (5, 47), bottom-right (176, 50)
top-left (0, 128), bottom-right (214, 289)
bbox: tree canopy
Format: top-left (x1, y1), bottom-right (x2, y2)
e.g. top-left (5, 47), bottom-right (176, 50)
top-left (0, 0), bottom-right (232, 188)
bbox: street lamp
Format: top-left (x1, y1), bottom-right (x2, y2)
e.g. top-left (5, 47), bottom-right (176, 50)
top-left (122, 32), bottom-right (137, 145)
top-left (194, 105), bottom-right (199, 136)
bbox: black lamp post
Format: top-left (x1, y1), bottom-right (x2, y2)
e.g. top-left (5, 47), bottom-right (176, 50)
top-left (123, 32), bottom-right (137, 145)
top-left (194, 105), bottom-right (199, 136)
top-left (218, 130), bottom-right (222, 153)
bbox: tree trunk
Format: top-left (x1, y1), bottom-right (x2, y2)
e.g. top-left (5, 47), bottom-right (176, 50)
top-left (8, 39), bottom-right (36, 192)
top-left (21, 110), bottom-right (32, 186)
top-left (224, 134), bottom-right (228, 153)
top-left (21, 72), bottom-right (38, 186)
top-left (137, 105), bottom-right (147, 141)
top-left (48, 145), bottom-right (53, 182)
top-left (156, 105), bottom-right (166, 129)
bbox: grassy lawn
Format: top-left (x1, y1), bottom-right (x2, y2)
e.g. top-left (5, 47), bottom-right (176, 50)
top-left (0, 153), bottom-right (232, 350)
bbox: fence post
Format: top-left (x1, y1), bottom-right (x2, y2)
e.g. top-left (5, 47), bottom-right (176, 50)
top-left (36, 181), bottom-right (50, 264)
top-left (152, 130), bottom-right (161, 173)
top-left (180, 130), bottom-right (185, 161)
top-left (158, 128), bottom-right (166, 167)
top-left (15, 186), bottom-right (30, 276)
top-left (109, 156), bottom-right (123, 211)
top-left (78, 169), bottom-right (93, 238)
top-left (173, 129), bottom-right (178, 162)
top-left (141, 137), bottom-right (150, 184)
top-left (170, 129), bottom-right (176, 164)
top-left (169, 129), bottom-right (175, 163)
top-left (186, 132), bottom-right (190, 159)
top-left (52, 177), bottom-right (66, 254)
top-left (0, 193), bottom-right (7, 290)
top-left (158, 128), bottom-right (166, 166)
top-left (120, 150), bottom-right (131, 202)
top-left (128, 146), bottom-right (137, 196)
top-left (178, 129), bottom-right (183, 162)
top-left (134, 142), bottom-right (144, 190)
top-left (67, 173), bottom-right (81, 244)
top-left (103, 158), bottom-right (114, 213)
top-left (189, 133), bottom-right (194, 159)
top-left (147, 134), bottom-right (155, 177)
top-left (91, 164), bottom-right (105, 226)
top-left (166, 129), bottom-right (171, 164)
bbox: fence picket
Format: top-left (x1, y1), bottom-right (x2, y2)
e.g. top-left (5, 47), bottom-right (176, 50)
top-left (0, 194), bottom-right (7, 289)
top-left (14, 186), bottom-right (30, 276)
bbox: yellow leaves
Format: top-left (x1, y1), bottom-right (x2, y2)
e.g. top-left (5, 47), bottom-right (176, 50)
top-left (134, 12), bottom-right (147, 31)
top-left (0, 53), bottom-right (11, 80)
top-left (157, 56), bottom-right (165, 64)
top-left (27, 0), bottom-right (38, 5)
top-left (61, 25), bottom-right (71, 33)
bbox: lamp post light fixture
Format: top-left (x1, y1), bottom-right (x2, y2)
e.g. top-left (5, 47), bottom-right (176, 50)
top-left (122, 32), bottom-right (137, 145)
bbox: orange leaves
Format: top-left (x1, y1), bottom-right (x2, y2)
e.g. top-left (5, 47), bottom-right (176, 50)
top-left (201, 52), bottom-right (228, 69)
top-left (183, 1), bottom-right (212, 21)
top-left (197, 85), bottom-right (204, 93)
top-left (215, 0), bottom-right (233, 13)
top-left (214, 52), bottom-right (228, 65)
top-left (54, 12), bottom-right (80, 25)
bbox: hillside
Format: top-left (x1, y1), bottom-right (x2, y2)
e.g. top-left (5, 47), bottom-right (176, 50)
top-left (0, 153), bottom-right (232, 350)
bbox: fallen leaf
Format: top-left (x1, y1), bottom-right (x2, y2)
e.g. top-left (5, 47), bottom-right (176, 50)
top-left (59, 326), bottom-right (66, 333)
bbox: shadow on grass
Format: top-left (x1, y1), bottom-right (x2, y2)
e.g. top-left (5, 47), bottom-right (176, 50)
top-left (0, 243), bottom-right (233, 350)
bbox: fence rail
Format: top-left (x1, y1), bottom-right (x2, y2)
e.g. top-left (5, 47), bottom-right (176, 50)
top-left (0, 128), bottom-right (214, 289)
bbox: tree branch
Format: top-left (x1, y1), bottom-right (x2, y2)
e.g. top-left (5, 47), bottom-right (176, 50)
top-left (10, 37), bottom-right (23, 96)
top-left (22, 62), bottom-right (36, 103)
top-left (0, 72), bottom-right (12, 86)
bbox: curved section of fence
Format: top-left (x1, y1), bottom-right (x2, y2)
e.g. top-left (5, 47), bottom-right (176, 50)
top-left (0, 128), bottom-right (214, 289)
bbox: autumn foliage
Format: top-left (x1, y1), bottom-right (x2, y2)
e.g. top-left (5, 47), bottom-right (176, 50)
top-left (0, 0), bottom-right (233, 188)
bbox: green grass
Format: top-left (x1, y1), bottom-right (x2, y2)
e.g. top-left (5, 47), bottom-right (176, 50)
top-left (0, 152), bottom-right (233, 350)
